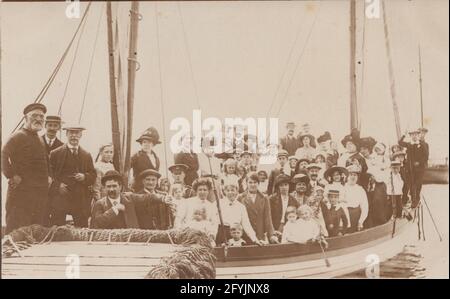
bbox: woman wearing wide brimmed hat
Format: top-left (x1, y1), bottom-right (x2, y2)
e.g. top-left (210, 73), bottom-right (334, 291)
top-left (323, 166), bottom-right (348, 206)
top-left (268, 174), bottom-right (299, 234)
top-left (295, 133), bottom-right (317, 162)
top-left (290, 173), bottom-right (312, 206)
top-left (130, 127), bottom-right (161, 190)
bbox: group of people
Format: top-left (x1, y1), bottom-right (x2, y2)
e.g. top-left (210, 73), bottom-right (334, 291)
top-left (2, 104), bottom-right (429, 248)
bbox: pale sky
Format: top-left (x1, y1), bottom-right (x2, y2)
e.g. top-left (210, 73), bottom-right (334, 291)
top-left (1, 0), bottom-right (448, 164)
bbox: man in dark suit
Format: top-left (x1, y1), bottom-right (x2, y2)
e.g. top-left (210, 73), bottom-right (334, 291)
top-left (398, 129), bottom-right (429, 208)
top-left (134, 169), bottom-right (173, 229)
top-left (49, 125), bottom-right (96, 227)
top-left (41, 115), bottom-right (64, 156)
top-left (131, 127), bottom-right (161, 190)
top-left (268, 174), bottom-right (299, 234)
top-left (237, 172), bottom-right (279, 243)
top-left (266, 149), bottom-right (289, 195)
top-left (2, 103), bottom-right (50, 233)
top-left (91, 170), bottom-right (170, 229)
top-left (279, 122), bottom-right (300, 156)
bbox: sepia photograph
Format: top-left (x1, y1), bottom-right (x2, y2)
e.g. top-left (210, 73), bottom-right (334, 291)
top-left (0, 0), bottom-right (448, 281)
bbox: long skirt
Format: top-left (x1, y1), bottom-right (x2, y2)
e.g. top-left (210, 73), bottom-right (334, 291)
top-left (371, 182), bottom-right (389, 226)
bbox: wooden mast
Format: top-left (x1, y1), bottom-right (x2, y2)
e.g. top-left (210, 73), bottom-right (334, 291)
top-left (106, 2), bottom-right (123, 173)
top-left (418, 45), bottom-right (424, 128)
top-left (349, 0), bottom-right (358, 131)
top-left (124, 1), bottom-right (140, 182)
top-left (382, 0), bottom-right (402, 139)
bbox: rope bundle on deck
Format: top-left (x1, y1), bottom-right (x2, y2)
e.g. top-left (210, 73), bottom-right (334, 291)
top-left (2, 224), bottom-right (216, 279)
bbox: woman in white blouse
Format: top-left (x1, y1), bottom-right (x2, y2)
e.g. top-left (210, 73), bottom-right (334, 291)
top-left (344, 165), bottom-right (369, 233)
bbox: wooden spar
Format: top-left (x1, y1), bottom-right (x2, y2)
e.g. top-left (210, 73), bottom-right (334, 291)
top-left (124, 1), bottom-right (140, 182)
top-left (106, 2), bottom-right (124, 173)
top-left (382, 0), bottom-right (402, 140)
top-left (349, 0), bottom-right (358, 131)
top-left (418, 45), bottom-right (424, 128)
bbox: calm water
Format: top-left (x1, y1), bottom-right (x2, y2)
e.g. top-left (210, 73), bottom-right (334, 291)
top-left (340, 184), bottom-right (449, 279)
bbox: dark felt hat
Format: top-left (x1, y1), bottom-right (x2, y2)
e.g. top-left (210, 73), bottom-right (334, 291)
top-left (292, 173), bottom-right (310, 184)
top-left (101, 170), bottom-right (123, 185)
top-left (317, 131), bottom-right (332, 143)
top-left (274, 174), bottom-right (291, 188)
top-left (23, 103), bottom-right (47, 115)
top-left (138, 169), bottom-right (162, 180)
top-left (136, 127), bottom-right (161, 144)
top-left (324, 166), bottom-right (348, 180)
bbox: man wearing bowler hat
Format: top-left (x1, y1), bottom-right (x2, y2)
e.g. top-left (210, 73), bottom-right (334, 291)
top-left (49, 125), bottom-right (96, 227)
top-left (41, 115), bottom-right (64, 156)
top-left (91, 170), bottom-right (170, 229)
top-left (2, 103), bottom-right (51, 233)
top-left (134, 169), bottom-right (173, 229)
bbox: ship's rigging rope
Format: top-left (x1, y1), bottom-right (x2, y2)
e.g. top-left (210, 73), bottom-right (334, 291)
top-left (177, 3), bottom-right (201, 110)
top-left (2, 224), bottom-right (216, 279)
top-left (10, 2), bottom-right (92, 134)
top-left (78, 3), bottom-right (105, 124)
top-left (264, 5), bottom-right (311, 119)
top-left (273, 3), bottom-right (321, 119)
top-left (154, 4), bottom-right (169, 177)
top-left (58, 8), bottom-right (90, 117)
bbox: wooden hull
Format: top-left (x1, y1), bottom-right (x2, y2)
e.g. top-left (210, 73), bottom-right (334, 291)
top-left (215, 219), bottom-right (416, 278)
top-left (2, 220), bottom-right (415, 279)
top-left (423, 167), bottom-right (449, 184)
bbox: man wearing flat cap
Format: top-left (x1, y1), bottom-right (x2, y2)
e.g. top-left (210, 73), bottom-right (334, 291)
top-left (48, 125), bottom-right (96, 227)
top-left (134, 169), bottom-right (173, 229)
top-left (398, 129), bottom-right (429, 208)
top-left (2, 103), bottom-right (51, 233)
top-left (91, 170), bottom-right (171, 229)
top-left (41, 115), bottom-right (64, 156)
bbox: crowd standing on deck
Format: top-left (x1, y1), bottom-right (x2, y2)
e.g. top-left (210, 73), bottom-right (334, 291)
top-left (2, 104), bottom-right (429, 247)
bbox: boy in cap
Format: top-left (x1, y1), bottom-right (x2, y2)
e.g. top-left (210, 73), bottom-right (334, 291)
top-left (42, 115), bottom-right (64, 155)
top-left (321, 189), bottom-right (348, 237)
top-left (49, 125), bottom-right (96, 227)
top-left (2, 103), bottom-right (50, 233)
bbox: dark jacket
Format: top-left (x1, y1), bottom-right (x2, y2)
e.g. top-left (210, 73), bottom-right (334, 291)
top-left (49, 144), bottom-right (96, 215)
top-left (135, 189), bottom-right (173, 229)
top-left (321, 202), bottom-right (348, 237)
top-left (398, 136), bottom-right (429, 170)
top-left (267, 168), bottom-right (285, 196)
top-left (279, 135), bottom-right (300, 156)
top-left (2, 128), bottom-right (49, 189)
top-left (269, 193), bottom-right (299, 231)
top-left (41, 135), bottom-right (64, 156)
top-left (90, 192), bottom-right (165, 229)
top-left (237, 191), bottom-right (275, 240)
top-left (131, 150), bottom-right (160, 178)
top-left (174, 152), bottom-right (199, 186)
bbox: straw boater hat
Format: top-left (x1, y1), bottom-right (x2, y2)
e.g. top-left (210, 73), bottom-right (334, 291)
top-left (392, 151), bottom-right (406, 160)
top-left (292, 173), bottom-right (310, 185)
top-left (306, 163), bottom-right (322, 171)
top-left (346, 164), bottom-right (362, 174)
top-left (63, 124), bottom-right (86, 131)
top-left (136, 127), bottom-right (161, 144)
top-left (138, 169), bottom-right (161, 181)
top-left (101, 170), bottom-right (123, 185)
top-left (327, 189), bottom-right (340, 197)
top-left (23, 103), bottom-right (47, 115)
top-left (408, 128), bottom-right (421, 135)
top-left (324, 166), bottom-right (348, 180)
top-left (390, 160), bottom-right (402, 167)
top-left (288, 155), bottom-right (299, 162)
top-left (277, 149), bottom-right (289, 158)
top-left (45, 115), bottom-right (62, 123)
